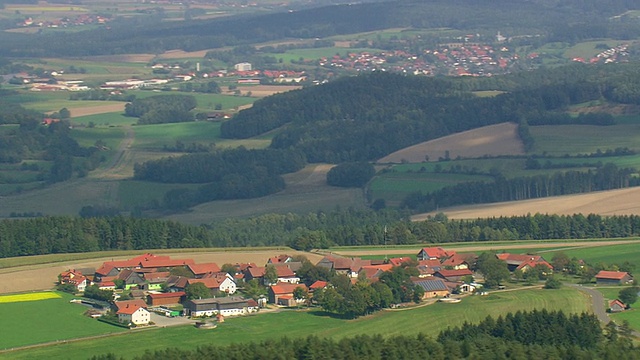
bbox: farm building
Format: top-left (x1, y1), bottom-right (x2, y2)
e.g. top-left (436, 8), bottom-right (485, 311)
top-left (184, 297), bottom-right (258, 317)
top-left (609, 299), bottom-right (626, 313)
top-left (496, 253), bottom-right (552, 272)
top-left (434, 269), bottom-right (473, 282)
top-left (595, 271), bottom-right (634, 285)
top-left (115, 300), bottom-right (150, 325)
top-left (417, 247), bottom-right (453, 261)
top-left (147, 292), bottom-right (186, 306)
top-left (412, 278), bottom-right (450, 298)
top-left (268, 282), bottom-right (308, 305)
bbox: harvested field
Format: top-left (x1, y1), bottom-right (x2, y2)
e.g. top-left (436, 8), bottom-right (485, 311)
top-left (236, 85), bottom-right (301, 97)
top-left (411, 186), bottom-right (640, 221)
top-left (378, 122), bottom-right (524, 163)
top-left (69, 103), bottom-right (126, 118)
top-left (0, 249), bottom-right (323, 294)
top-left (158, 49), bottom-right (211, 59)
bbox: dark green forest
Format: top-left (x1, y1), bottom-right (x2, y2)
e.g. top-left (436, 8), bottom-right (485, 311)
top-left (90, 310), bottom-right (639, 360)
top-left (124, 95), bottom-right (197, 125)
top-left (1, 0), bottom-right (639, 57)
top-left (4, 211), bottom-right (640, 257)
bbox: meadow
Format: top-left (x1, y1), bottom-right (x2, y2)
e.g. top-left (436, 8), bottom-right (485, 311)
top-left (530, 124), bottom-right (640, 156)
top-left (542, 242), bottom-right (640, 270)
top-left (2, 288), bottom-right (589, 359)
top-left (595, 286), bottom-right (640, 331)
top-left (0, 291), bottom-right (125, 350)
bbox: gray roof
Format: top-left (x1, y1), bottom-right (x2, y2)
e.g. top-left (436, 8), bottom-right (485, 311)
top-left (413, 279), bottom-right (449, 292)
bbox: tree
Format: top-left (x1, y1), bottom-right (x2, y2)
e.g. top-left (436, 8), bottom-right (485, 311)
top-left (221, 263), bottom-right (237, 275)
top-left (544, 277), bottom-right (562, 289)
top-left (293, 286), bottom-right (308, 302)
top-left (477, 253), bottom-right (510, 288)
top-left (618, 287), bottom-right (639, 307)
top-left (264, 264), bottom-right (278, 285)
top-left (551, 252), bottom-right (570, 272)
top-left (59, 107), bottom-right (71, 119)
top-left (186, 282), bottom-right (211, 300)
top-left (113, 279), bottom-right (125, 290)
top-left (242, 279), bottom-right (266, 300)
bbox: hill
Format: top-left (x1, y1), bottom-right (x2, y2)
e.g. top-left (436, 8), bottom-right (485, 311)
top-left (377, 122), bottom-right (524, 163)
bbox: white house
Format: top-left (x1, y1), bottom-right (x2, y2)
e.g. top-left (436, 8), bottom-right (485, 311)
top-left (116, 303), bottom-right (150, 325)
top-left (234, 62), bottom-right (252, 71)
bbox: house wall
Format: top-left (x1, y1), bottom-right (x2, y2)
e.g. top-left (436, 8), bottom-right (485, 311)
top-left (150, 296), bottom-right (182, 306)
top-left (423, 290), bottom-right (449, 299)
top-left (596, 278), bottom-right (622, 285)
top-left (131, 308), bottom-right (150, 325)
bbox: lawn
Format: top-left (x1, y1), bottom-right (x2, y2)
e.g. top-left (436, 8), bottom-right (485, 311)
top-left (0, 291), bottom-right (125, 350)
top-left (3, 288), bottom-right (589, 359)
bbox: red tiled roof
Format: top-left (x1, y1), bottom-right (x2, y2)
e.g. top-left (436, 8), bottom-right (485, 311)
top-left (436, 269), bottom-right (473, 277)
top-left (188, 263), bottom-right (221, 275)
top-left (516, 259), bottom-right (553, 271)
top-left (99, 281), bottom-right (115, 287)
top-left (420, 247), bottom-right (454, 259)
top-left (309, 280), bottom-right (328, 290)
top-left (610, 299), bottom-right (626, 308)
top-left (188, 278), bottom-right (221, 289)
top-left (389, 257), bottom-right (413, 266)
top-left (115, 299), bottom-right (147, 313)
top-left (95, 264), bottom-right (116, 276)
top-left (496, 253), bottom-right (542, 264)
top-left (418, 259), bottom-right (442, 268)
top-left (247, 299), bottom-right (258, 307)
top-left (148, 291), bottom-right (185, 299)
top-left (139, 258), bottom-right (195, 268)
top-left (247, 267), bottom-right (266, 278)
top-left (275, 266), bottom-right (296, 278)
top-left (270, 282), bottom-right (307, 295)
top-left (596, 271), bottom-right (630, 280)
top-left (144, 271), bottom-right (170, 282)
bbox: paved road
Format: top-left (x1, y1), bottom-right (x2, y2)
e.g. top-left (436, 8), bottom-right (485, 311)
top-left (567, 283), bottom-right (640, 338)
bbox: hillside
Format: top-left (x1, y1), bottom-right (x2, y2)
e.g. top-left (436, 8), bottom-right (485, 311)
top-left (377, 122), bottom-right (524, 163)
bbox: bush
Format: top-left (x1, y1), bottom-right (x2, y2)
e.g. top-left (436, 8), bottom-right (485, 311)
top-left (544, 277), bottom-right (562, 289)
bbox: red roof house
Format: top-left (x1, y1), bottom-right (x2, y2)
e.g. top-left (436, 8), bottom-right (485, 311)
top-left (595, 271), bottom-right (634, 285)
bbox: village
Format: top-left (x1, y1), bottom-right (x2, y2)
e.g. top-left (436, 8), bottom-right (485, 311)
top-left (58, 247), bottom-right (636, 328)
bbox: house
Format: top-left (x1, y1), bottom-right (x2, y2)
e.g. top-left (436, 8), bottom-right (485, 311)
top-left (417, 247), bottom-right (453, 261)
top-left (358, 264), bottom-right (394, 282)
top-left (434, 269), bottom-right (473, 282)
top-left (268, 254), bottom-right (292, 264)
top-left (117, 269), bottom-right (146, 290)
top-left (412, 278), bottom-right (450, 299)
top-left (317, 255), bottom-right (371, 278)
top-left (147, 292), bottom-right (186, 306)
top-left (142, 271), bottom-right (170, 290)
top-left (98, 281), bottom-right (116, 291)
top-left (243, 266), bottom-right (266, 283)
top-left (309, 280), bottom-right (328, 293)
top-left (274, 266), bottom-right (300, 284)
top-left (609, 299), bottom-right (626, 313)
top-left (184, 297), bottom-right (258, 317)
top-left (595, 271), bottom-right (634, 285)
top-left (496, 253), bottom-right (551, 272)
top-left (59, 269), bottom-right (88, 292)
top-left (114, 299), bottom-right (149, 325)
top-left (388, 257), bottom-right (413, 267)
top-left (268, 282), bottom-right (308, 305)
top-left (441, 253), bottom-right (476, 270)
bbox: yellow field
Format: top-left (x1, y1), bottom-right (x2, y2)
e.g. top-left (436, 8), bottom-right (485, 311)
top-left (0, 292), bottom-right (61, 304)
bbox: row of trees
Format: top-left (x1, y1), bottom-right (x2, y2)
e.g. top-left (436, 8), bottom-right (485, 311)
top-left (124, 94), bottom-right (197, 125)
top-left (402, 163), bottom-right (639, 212)
top-left (90, 310), bottom-right (640, 360)
top-left (6, 211), bottom-right (640, 257)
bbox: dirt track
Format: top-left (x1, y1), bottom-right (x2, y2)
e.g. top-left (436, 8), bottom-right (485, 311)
top-left (0, 250), bottom-right (323, 294)
top-left (412, 186), bottom-right (640, 221)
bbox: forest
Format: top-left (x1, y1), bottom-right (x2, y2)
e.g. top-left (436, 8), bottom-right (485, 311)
top-left (124, 95), bottom-right (197, 125)
top-left (0, 0), bottom-right (639, 57)
top-left (90, 310), bottom-right (638, 360)
top-left (6, 211), bottom-right (640, 257)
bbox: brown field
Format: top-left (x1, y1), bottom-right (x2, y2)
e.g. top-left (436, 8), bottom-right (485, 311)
top-left (69, 103), bottom-right (126, 117)
top-left (411, 186), bottom-right (640, 221)
top-left (236, 85), bottom-right (301, 98)
top-left (377, 122), bottom-right (524, 163)
top-left (158, 49), bottom-right (211, 59)
top-left (0, 249), bottom-right (323, 294)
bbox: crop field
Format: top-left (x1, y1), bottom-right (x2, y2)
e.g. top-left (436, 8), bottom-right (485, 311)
top-left (369, 172), bottom-right (492, 205)
top-left (0, 292), bottom-right (60, 303)
top-left (531, 124), bottom-right (640, 155)
top-left (0, 291), bottom-right (125, 350)
top-left (2, 288), bottom-right (589, 359)
top-left (71, 112), bottom-right (135, 127)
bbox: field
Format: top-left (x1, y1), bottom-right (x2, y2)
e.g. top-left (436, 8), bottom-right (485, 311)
top-left (595, 287), bottom-right (640, 331)
top-left (413, 186), bottom-right (640, 220)
top-left (1, 288), bottom-right (589, 359)
top-left (377, 123), bottom-right (525, 163)
top-left (0, 291), bottom-right (126, 350)
top-left (0, 292), bottom-right (60, 303)
top-left (541, 242), bottom-right (640, 269)
top-left (531, 124), bottom-right (640, 156)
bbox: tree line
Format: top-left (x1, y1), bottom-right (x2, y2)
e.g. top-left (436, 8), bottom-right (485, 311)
top-left (124, 94), bottom-right (197, 125)
top-left (402, 163), bottom-right (639, 213)
top-left (90, 310), bottom-right (639, 360)
top-left (6, 210), bottom-right (640, 257)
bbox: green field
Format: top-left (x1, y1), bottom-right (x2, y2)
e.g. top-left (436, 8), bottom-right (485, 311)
top-left (131, 90), bottom-right (256, 111)
top-left (531, 124), bottom-right (640, 156)
top-left (71, 112), bottom-right (135, 127)
top-left (267, 47), bottom-right (386, 63)
top-left (542, 243), bottom-right (640, 269)
top-left (595, 286), bottom-right (640, 331)
top-left (0, 292), bottom-right (125, 350)
top-left (117, 180), bottom-right (200, 209)
top-left (131, 122), bottom-right (220, 150)
top-left (563, 40), bottom-right (623, 60)
top-left (2, 288), bottom-right (589, 359)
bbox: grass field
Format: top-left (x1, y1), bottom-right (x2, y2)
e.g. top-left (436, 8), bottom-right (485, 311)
top-left (2, 288), bottom-right (589, 359)
top-left (0, 292), bottom-right (125, 350)
top-left (542, 242), bottom-right (640, 269)
top-left (563, 40), bottom-right (623, 60)
top-left (71, 112), bottom-right (135, 127)
top-left (131, 122), bottom-right (220, 150)
top-left (531, 124), bottom-right (640, 156)
top-left (117, 180), bottom-right (200, 209)
top-left (595, 286), bottom-right (640, 331)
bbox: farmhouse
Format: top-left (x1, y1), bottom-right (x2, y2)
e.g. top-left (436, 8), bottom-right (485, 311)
top-left (595, 271), bottom-right (634, 285)
top-left (187, 263), bottom-right (221, 278)
top-left (496, 253), bottom-right (552, 272)
top-left (114, 299), bottom-right (150, 325)
top-left (434, 269), bottom-right (473, 282)
top-left (317, 255), bottom-right (371, 278)
top-left (268, 282), bottom-right (308, 305)
top-left (59, 269), bottom-right (88, 292)
top-left (417, 247), bottom-right (453, 261)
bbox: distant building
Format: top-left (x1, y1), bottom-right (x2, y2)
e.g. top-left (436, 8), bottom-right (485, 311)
top-left (234, 62), bottom-right (252, 71)
top-left (595, 271), bottom-right (634, 285)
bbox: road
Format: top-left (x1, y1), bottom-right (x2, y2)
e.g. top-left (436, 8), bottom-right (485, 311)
top-left (567, 283), bottom-right (640, 338)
